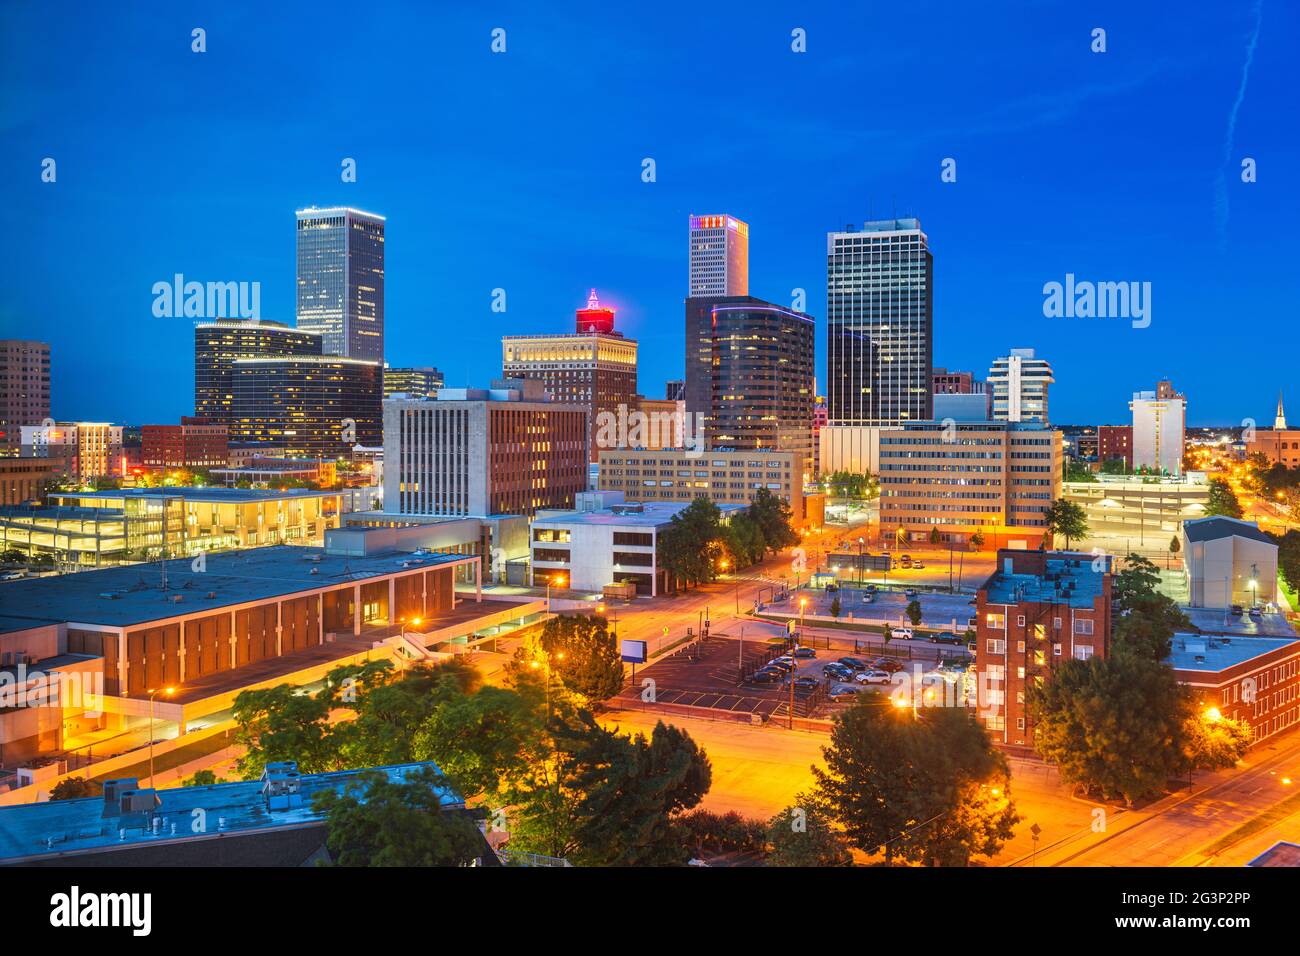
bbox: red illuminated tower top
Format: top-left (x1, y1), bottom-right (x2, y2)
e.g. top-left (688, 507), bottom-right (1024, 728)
top-left (575, 288), bottom-right (617, 334)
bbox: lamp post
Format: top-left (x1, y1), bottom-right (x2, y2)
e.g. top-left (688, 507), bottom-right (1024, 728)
top-left (546, 573), bottom-right (566, 612)
top-left (857, 536), bottom-right (865, 589)
top-left (791, 597), bottom-right (809, 729)
top-left (146, 685), bottom-right (176, 786)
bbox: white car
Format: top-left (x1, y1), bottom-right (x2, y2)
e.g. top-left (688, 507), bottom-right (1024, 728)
top-left (854, 670), bottom-right (892, 685)
top-left (890, 627), bottom-right (914, 640)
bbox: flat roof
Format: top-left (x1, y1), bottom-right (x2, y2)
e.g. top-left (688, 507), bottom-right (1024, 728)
top-left (50, 487), bottom-right (341, 504)
top-left (1247, 842), bottom-right (1300, 867)
top-left (533, 500), bottom-right (746, 528)
top-left (1181, 606), bottom-right (1298, 639)
top-left (0, 545), bottom-right (469, 629)
top-left (983, 556), bottom-right (1106, 609)
top-left (0, 762), bottom-right (456, 864)
top-left (1167, 632), bottom-right (1300, 673)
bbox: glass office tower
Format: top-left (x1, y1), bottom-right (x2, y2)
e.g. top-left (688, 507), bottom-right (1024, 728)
top-left (194, 319), bottom-right (322, 424)
top-left (295, 207), bottom-right (386, 362)
top-left (826, 218), bottom-right (933, 425)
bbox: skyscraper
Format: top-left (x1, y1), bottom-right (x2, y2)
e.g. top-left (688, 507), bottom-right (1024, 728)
top-left (1130, 388), bottom-right (1185, 476)
top-left (295, 206), bottom-right (386, 361)
top-left (229, 355), bottom-right (382, 456)
top-left (0, 339), bottom-right (50, 455)
top-left (383, 366), bottom-right (445, 400)
top-left (194, 319), bottom-right (322, 424)
top-left (688, 214), bottom-right (748, 297)
top-left (988, 348), bottom-right (1054, 424)
top-left (826, 219), bottom-right (933, 426)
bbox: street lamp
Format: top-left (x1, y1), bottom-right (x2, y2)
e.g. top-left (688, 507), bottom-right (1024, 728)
top-left (146, 685), bottom-right (176, 786)
top-left (546, 573), bottom-right (566, 612)
top-left (857, 536), bottom-right (865, 589)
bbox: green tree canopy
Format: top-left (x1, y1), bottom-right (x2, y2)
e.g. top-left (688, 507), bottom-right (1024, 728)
top-left (766, 793), bottom-right (852, 866)
top-left (749, 487), bottom-right (799, 554)
top-left (1043, 498), bottom-right (1089, 550)
top-left (1204, 478), bottom-right (1243, 518)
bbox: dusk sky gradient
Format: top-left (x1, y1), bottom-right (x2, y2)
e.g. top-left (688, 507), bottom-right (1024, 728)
top-left (2, 1), bottom-right (1296, 427)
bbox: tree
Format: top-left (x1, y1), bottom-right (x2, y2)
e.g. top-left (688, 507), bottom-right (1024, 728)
top-left (1205, 478), bottom-right (1243, 518)
top-left (182, 769), bottom-right (227, 787)
top-left (1113, 554), bottom-right (1189, 662)
top-left (882, 623), bottom-right (893, 646)
top-left (766, 794), bottom-right (852, 866)
top-left (1066, 460), bottom-right (1098, 482)
top-left (411, 684), bottom-right (543, 801)
top-left (233, 683), bottom-right (337, 779)
top-left (824, 471), bottom-right (877, 500)
top-left (749, 487), bottom-right (799, 555)
top-left (1168, 535), bottom-right (1181, 569)
top-left (1100, 457), bottom-right (1129, 476)
top-left (721, 511), bottom-right (766, 568)
top-left (929, 527), bottom-right (942, 546)
top-left (812, 701), bottom-right (1017, 866)
top-left (657, 497), bottom-right (723, 588)
top-left (1043, 499), bottom-right (1088, 550)
top-left (829, 596), bottom-right (841, 619)
top-left (312, 766), bottom-right (486, 867)
top-left (1278, 530), bottom-right (1300, 595)
top-left (969, 531), bottom-right (985, 551)
top-left (1183, 710), bottom-right (1252, 771)
top-left (49, 776), bottom-right (100, 801)
top-left (535, 613), bottom-right (625, 705)
top-left (905, 599), bottom-right (922, 627)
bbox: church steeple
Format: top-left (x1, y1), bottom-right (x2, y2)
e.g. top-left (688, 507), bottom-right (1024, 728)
top-left (1276, 391), bottom-right (1287, 430)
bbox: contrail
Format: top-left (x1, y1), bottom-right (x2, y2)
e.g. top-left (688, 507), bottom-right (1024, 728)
top-left (1214, 0), bottom-right (1264, 248)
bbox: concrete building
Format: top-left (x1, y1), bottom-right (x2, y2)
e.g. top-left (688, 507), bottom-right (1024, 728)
top-left (0, 340), bottom-right (50, 456)
top-left (20, 422), bottom-right (123, 484)
top-left (0, 458), bottom-right (56, 507)
top-left (384, 379), bottom-right (588, 519)
top-left (688, 214), bottom-right (748, 297)
top-left (975, 550), bottom-right (1114, 749)
top-left (383, 366), bottom-right (444, 400)
top-left (878, 421), bottom-right (1062, 547)
top-left (826, 219), bottom-right (933, 427)
top-left (988, 349), bottom-right (1053, 424)
top-left (530, 495), bottom-right (746, 595)
top-left (933, 392), bottom-right (991, 423)
top-left (597, 447), bottom-right (814, 527)
top-left (817, 424), bottom-right (899, 477)
top-left (295, 206), bottom-right (386, 361)
top-left (1131, 389), bottom-right (1185, 476)
top-left (1181, 516), bottom-right (1278, 609)
top-left (1063, 473), bottom-right (1209, 543)
top-left (210, 458), bottom-right (338, 488)
top-left (1170, 633), bottom-right (1300, 745)
top-left (501, 291), bottom-right (638, 463)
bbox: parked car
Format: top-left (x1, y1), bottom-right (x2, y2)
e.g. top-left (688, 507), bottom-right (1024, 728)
top-left (861, 592), bottom-right (875, 604)
top-left (890, 627), bottom-right (914, 640)
top-left (865, 583), bottom-right (878, 593)
top-left (912, 560), bottom-right (925, 570)
top-left (745, 669), bottom-right (783, 684)
top-left (793, 646), bottom-right (817, 659)
top-left (828, 687), bottom-right (861, 702)
top-left (1231, 605), bottom-right (1244, 616)
top-left (928, 631), bottom-right (964, 645)
top-left (792, 676), bottom-right (820, 690)
top-left (899, 557), bottom-right (912, 569)
top-left (904, 589), bottom-right (919, 599)
top-left (823, 663), bottom-right (854, 681)
top-left (767, 658), bottom-right (795, 672)
top-left (1249, 606), bottom-right (1263, 619)
top-left (900, 554), bottom-right (912, 563)
top-left (873, 658), bottom-right (905, 673)
top-left (854, 670), bottom-right (893, 685)
top-left (838, 656), bottom-right (870, 670)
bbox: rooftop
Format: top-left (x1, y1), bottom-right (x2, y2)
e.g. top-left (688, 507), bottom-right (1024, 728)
top-left (534, 500), bottom-right (747, 528)
top-left (0, 762), bottom-right (458, 864)
top-left (1180, 606), bottom-right (1298, 639)
top-left (0, 545), bottom-right (468, 629)
top-left (1167, 632), bottom-right (1300, 673)
top-left (983, 554), bottom-right (1108, 609)
top-left (1247, 842), bottom-right (1300, 867)
top-left (50, 487), bottom-right (341, 505)
top-left (1183, 516), bottom-right (1276, 546)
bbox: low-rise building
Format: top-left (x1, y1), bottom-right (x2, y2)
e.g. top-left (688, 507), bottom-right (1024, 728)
top-left (1063, 473), bottom-right (1209, 542)
top-left (0, 458), bottom-right (56, 506)
top-left (1181, 516), bottom-right (1278, 609)
top-left (19, 422), bottom-right (123, 484)
top-left (140, 417), bottom-right (228, 472)
top-left (597, 447), bottom-right (810, 526)
top-left (1169, 633), bottom-right (1300, 745)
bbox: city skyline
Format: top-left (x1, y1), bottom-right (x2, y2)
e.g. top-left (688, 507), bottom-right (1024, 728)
top-left (2, 3), bottom-right (1295, 427)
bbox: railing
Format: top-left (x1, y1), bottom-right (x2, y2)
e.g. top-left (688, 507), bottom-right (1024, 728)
top-left (497, 847), bottom-right (572, 867)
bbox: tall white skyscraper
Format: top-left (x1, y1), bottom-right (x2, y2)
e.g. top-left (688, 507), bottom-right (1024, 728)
top-left (688, 214), bottom-right (748, 297)
top-left (295, 207), bottom-right (386, 361)
top-left (1131, 389), bottom-right (1186, 476)
top-left (988, 348), bottom-right (1054, 424)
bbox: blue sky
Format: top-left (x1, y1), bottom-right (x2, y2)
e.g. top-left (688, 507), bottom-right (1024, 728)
top-left (1, 1), bottom-right (1295, 426)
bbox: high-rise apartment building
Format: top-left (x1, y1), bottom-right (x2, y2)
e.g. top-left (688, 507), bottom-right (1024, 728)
top-left (0, 340), bottom-right (51, 455)
top-left (501, 291), bottom-right (637, 463)
top-left (384, 379), bottom-right (588, 518)
top-left (195, 319), bottom-right (323, 424)
top-left (688, 214), bottom-right (748, 297)
top-left (1131, 389), bottom-right (1185, 476)
top-left (877, 420), bottom-right (1062, 547)
top-left (229, 356), bottom-right (382, 457)
top-left (988, 349), bottom-right (1054, 424)
top-left (826, 219), bottom-right (933, 427)
top-left (383, 366), bottom-right (445, 400)
top-left (296, 207), bottom-right (386, 361)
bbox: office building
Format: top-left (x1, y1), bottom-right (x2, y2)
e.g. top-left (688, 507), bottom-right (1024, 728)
top-left (383, 366), bottom-right (444, 400)
top-left (140, 417), bottom-right (228, 472)
top-left (826, 219), bottom-right (933, 426)
top-left (933, 392), bottom-right (992, 423)
top-left (295, 206), bottom-right (386, 361)
top-left (932, 367), bottom-right (983, 395)
top-left (1181, 516), bottom-right (1277, 609)
top-left (877, 420), bottom-right (1062, 547)
top-left (530, 493), bottom-right (747, 595)
top-left (194, 319), bottom-right (322, 425)
top-left (631, 396), bottom-right (687, 451)
top-left (665, 380), bottom-right (685, 402)
top-left (1131, 389), bottom-right (1185, 475)
top-left (1063, 473), bottom-right (1208, 543)
top-left (19, 422), bottom-right (123, 483)
top-left (228, 355), bottom-right (382, 457)
top-left (0, 458), bottom-right (56, 506)
top-left (688, 214), bottom-right (748, 297)
top-left (597, 447), bottom-right (817, 527)
top-left (683, 296), bottom-right (815, 475)
top-left (0, 340), bottom-right (50, 455)
top-left (501, 291), bottom-right (638, 463)
top-left (988, 349), bottom-right (1054, 424)
top-left (1170, 633), bottom-right (1300, 746)
top-left (384, 379), bottom-right (588, 519)
top-left (975, 550), bottom-right (1115, 749)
